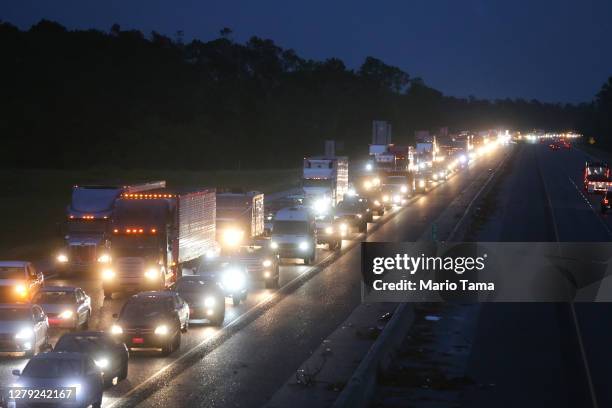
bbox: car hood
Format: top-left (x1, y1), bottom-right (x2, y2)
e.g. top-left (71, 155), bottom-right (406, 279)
top-left (0, 279), bottom-right (24, 287)
top-left (0, 320), bottom-right (30, 334)
top-left (271, 234), bottom-right (311, 244)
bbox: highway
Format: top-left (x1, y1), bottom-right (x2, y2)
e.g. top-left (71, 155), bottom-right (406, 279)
top-left (454, 142), bottom-right (612, 408)
top-left (0, 145), bottom-right (509, 407)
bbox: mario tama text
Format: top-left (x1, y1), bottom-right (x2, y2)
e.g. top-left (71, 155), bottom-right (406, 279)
top-left (361, 242), bottom-right (612, 302)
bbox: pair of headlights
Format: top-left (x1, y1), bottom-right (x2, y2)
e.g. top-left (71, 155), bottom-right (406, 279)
top-left (110, 324), bottom-right (170, 336)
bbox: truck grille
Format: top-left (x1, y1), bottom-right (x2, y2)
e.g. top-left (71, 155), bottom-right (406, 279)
top-left (69, 245), bottom-right (96, 263)
top-left (237, 257), bottom-right (264, 274)
top-left (116, 257), bottom-right (145, 277)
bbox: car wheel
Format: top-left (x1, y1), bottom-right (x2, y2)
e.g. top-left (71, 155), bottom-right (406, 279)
top-left (232, 294), bottom-right (241, 306)
top-left (161, 338), bottom-right (174, 356)
top-left (181, 320), bottom-right (188, 333)
top-left (211, 308), bottom-right (225, 327)
top-left (82, 312), bottom-right (90, 330)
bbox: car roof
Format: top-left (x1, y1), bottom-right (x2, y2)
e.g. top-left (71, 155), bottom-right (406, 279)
top-left (39, 286), bottom-right (79, 292)
top-left (0, 261), bottom-right (29, 268)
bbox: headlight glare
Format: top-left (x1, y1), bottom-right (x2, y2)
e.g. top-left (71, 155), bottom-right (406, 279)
top-left (15, 328), bottom-right (34, 340)
top-left (298, 241), bottom-right (309, 251)
top-left (59, 310), bottom-right (74, 319)
top-left (94, 358), bottom-right (109, 369)
top-left (110, 325), bottom-right (123, 335)
top-left (204, 297), bottom-right (216, 308)
top-left (154, 325), bottom-right (169, 335)
top-left (97, 254), bottom-right (111, 263)
top-left (102, 269), bottom-right (115, 280)
top-left (262, 259), bottom-right (272, 268)
top-left (144, 268), bottom-right (158, 280)
top-left (57, 254), bottom-right (69, 263)
top-left (270, 241), bottom-right (278, 250)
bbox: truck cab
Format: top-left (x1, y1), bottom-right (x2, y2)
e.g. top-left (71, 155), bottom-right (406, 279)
top-left (270, 207), bottom-right (317, 265)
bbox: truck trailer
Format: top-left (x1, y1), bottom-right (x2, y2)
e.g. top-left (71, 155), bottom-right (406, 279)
top-left (101, 188), bottom-right (216, 298)
top-left (55, 181), bottom-right (165, 274)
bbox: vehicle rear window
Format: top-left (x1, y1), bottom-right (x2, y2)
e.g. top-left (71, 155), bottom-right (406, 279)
top-left (22, 358), bottom-right (82, 378)
top-left (33, 291), bottom-right (76, 304)
top-left (0, 267), bottom-right (24, 279)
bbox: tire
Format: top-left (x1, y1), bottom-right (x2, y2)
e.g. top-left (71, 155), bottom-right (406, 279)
top-left (232, 294), bottom-right (241, 306)
top-left (104, 290), bottom-right (113, 300)
top-left (82, 312), bottom-right (90, 330)
top-left (210, 308), bottom-right (225, 327)
top-left (174, 333), bottom-right (181, 350)
top-left (161, 336), bottom-right (175, 356)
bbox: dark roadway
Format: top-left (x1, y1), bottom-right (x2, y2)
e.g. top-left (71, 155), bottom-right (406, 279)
top-left (459, 143), bottom-right (612, 408)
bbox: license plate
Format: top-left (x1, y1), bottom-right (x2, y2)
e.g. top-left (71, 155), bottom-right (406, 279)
top-left (132, 337), bottom-right (144, 344)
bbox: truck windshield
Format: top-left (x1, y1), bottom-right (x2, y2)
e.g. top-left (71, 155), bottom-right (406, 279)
top-left (303, 179), bottom-right (331, 188)
top-left (71, 187), bottom-right (121, 213)
top-left (273, 220), bottom-right (308, 234)
top-left (66, 219), bottom-right (107, 234)
top-left (0, 267), bottom-right (24, 279)
top-left (112, 235), bottom-right (159, 257)
top-left (587, 167), bottom-right (606, 176)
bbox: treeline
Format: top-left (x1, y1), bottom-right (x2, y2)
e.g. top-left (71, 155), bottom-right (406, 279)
top-left (0, 20), bottom-right (608, 170)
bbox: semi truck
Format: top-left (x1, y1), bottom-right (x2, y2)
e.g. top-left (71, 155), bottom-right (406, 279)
top-left (101, 188), bottom-right (217, 298)
top-left (216, 191), bottom-right (265, 249)
top-left (55, 181), bottom-right (165, 274)
top-left (302, 156), bottom-right (349, 216)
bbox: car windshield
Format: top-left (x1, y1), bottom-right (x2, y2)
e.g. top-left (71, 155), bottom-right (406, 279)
top-left (22, 358), bottom-right (82, 379)
top-left (66, 219), bottom-right (107, 234)
top-left (0, 308), bottom-right (31, 321)
top-left (121, 299), bottom-right (171, 320)
top-left (273, 220), bottom-right (308, 234)
top-left (33, 291), bottom-right (75, 304)
top-left (54, 335), bottom-right (110, 353)
top-left (177, 279), bottom-right (210, 293)
top-left (0, 267), bottom-right (24, 279)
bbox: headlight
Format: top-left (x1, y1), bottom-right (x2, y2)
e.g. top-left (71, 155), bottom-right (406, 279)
top-left (222, 269), bottom-right (246, 291)
top-left (374, 200), bottom-right (381, 206)
top-left (144, 268), bottom-right (158, 280)
top-left (270, 241), bottom-right (278, 250)
top-left (57, 254), bottom-right (69, 263)
top-left (94, 358), bottom-right (109, 369)
top-left (363, 181), bottom-right (372, 190)
top-left (419, 180), bottom-right (426, 188)
top-left (110, 325), bottom-right (123, 335)
top-left (356, 214), bottom-right (362, 218)
top-left (433, 173), bottom-right (438, 180)
top-left (382, 195), bottom-right (389, 202)
top-left (15, 328), bottom-right (33, 340)
top-left (400, 186), bottom-right (408, 193)
top-left (373, 177), bottom-right (381, 186)
top-left (204, 297), bottom-right (216, 308)
top-left (102, 269), bottom-right (115, 280)
top-left (222, 228), bottom-right (244, 247)
top-left (154, 325), bottom-right (169, 335)
top-left (339, 223), bottom-right (348, 231)
top-left (393, 195), bottom-right (401, 203)
top-left (14, 284), bottom-right (27, 296)
top-left (97, 254), bottom-right (111, 264)
top-left (312, 198), bottom-right (330, 215)
top-left (262, 259), bottom-right (272, 268)
top-left (59, 310), bottom-right (74, 319)
top-left (325, 226), bottom-right (334, 235)
top-left (298, 241), bottom-right (309, 251)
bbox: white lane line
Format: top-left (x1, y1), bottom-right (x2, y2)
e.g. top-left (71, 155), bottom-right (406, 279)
top-left (566, 176), bottom-right (612, 238)
top-left (537, 148), bottom-right (599, 408)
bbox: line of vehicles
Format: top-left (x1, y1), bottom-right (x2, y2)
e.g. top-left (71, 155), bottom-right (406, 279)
top-left (0, 136), bottom-right (497, 407)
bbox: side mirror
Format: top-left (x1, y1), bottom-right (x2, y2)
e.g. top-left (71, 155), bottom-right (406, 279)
top-left (12, 369), bottom-right (21, 376)
top-left (112, 313), bottom-right (118, 319)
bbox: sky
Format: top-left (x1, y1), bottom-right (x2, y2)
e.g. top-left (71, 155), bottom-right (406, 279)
top-left (2, 0), bottom-right (611, 103)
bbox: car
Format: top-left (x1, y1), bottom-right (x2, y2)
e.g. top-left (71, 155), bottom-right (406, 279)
top-left (314, 214), bottom-right (344, 251)
top-left (110, 291), bottom-right (188, 356)
top-left (175, 276), bottom-right (226, 326)
top-left (334, 198), bottom-right (370, 233)
top-left (0, 304), bottom-right (49, 357)
top-left (32, 286), bottom-right (91, 330)
top-left (549, 143), bottom-right (560, 150)
top-left (197, 257), bottom-right (250, 306)
top-left (53, 331), bottom-right (129, 388)
top-left (11, 352), bottom-right (103, 408)
top-left (0, 261), bottom-right (44, 302)
top-left (231, 244), bottom-right (280, 289)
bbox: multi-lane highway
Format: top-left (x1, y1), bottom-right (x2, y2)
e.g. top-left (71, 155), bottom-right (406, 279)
top-left (0, 145), bottom-right (509, 407)
top-left (389, 142), bottom-right (612, 408)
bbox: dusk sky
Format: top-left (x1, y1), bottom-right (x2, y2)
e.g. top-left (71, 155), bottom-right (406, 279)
top-left (3, 0), bottom-right (611, 103)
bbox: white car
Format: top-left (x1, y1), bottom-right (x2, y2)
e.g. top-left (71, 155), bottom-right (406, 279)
top-left (0, 304), bottom-right (49, 357)
top-left (0, 261), bottom-right (44, 302)
top-left (33, 286), bottom-right (92, 330)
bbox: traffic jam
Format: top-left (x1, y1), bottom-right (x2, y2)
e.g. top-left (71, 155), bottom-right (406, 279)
top-left (0, 132), bottom-right (509, 407)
